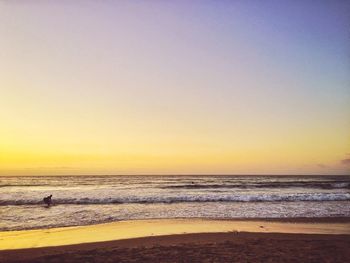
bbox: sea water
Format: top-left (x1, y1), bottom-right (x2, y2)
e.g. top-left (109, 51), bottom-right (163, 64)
top-left (1, 175), bottom-right (349, 231)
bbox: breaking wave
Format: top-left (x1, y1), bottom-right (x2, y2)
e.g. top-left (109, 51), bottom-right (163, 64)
top-left (1, 193), bottom-right (350, 206)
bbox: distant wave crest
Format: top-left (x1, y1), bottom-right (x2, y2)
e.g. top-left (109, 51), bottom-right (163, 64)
top-left (161, 182), bottom-right (350, 190)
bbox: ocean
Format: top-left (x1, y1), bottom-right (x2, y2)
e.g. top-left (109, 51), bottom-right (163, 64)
top-left (1, 175), bottom-right (349, 231)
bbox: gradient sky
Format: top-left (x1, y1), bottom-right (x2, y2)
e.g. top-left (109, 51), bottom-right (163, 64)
top-left (0, 0), bottom-right (349, 175)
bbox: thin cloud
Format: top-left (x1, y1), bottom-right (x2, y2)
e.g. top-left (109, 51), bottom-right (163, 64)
top-left (340, 158), bottom-right (350, 165)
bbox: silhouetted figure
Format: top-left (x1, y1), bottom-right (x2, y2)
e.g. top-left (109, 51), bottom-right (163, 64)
top-left (43, 195), bottom-right (53, 207)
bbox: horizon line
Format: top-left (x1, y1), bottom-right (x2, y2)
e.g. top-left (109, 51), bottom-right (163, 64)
top-left (1, 174), bottom-right (349, 177)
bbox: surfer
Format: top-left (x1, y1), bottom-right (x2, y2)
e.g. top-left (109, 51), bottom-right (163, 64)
top-left (43, 194), bottom-right (53, 207)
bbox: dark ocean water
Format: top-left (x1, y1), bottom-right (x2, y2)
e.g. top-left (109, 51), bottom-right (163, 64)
top-left (1, 175), bottom-right (349, 231)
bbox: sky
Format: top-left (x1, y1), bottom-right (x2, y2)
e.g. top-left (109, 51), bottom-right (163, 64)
top-left (0, 0), bottom-right (349, 175)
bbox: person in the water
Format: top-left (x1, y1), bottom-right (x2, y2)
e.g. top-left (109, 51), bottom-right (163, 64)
top-left (43, 194), bottom-right (53, 207)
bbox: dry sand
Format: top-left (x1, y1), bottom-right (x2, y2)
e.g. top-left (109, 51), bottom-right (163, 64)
top-left (1, 218), bottom-right (349, 262)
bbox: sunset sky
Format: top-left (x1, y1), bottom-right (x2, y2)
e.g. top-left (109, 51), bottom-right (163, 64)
top-left (0, 1), bottom-right (349, 175)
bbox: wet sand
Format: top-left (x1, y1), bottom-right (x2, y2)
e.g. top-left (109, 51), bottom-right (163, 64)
top-left (1, 218), bottom-right (350, 262)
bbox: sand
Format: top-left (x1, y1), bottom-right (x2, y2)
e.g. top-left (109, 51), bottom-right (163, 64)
top-left (1, 218), bottom-right (350, 262)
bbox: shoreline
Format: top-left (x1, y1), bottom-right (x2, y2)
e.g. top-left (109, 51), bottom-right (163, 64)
top-left (2, 216), bottom-right (350, 232)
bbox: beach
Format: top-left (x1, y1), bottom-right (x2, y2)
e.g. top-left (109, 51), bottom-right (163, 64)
top-left (1, 176), bottom-right (349, 262)
top-left (2, 0), bottom-right (350, 261)
top-left (1, 218), bottom-right (350, 262)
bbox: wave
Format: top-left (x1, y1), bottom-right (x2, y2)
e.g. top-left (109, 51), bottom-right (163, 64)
top-left (0, 184), bottom-right (52, 188)
top-left (161, 182), bottom-right (350, 190)
top-left (1, 178), bottom-right (349, 190)
top-left (1, 193), bottom-right (350, 205)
